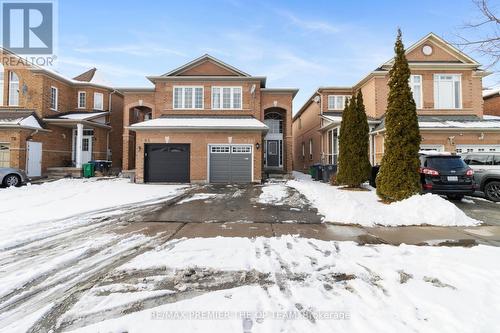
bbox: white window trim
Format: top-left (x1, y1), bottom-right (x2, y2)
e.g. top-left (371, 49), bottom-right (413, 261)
top-left (433, 74), bottom-right (462, 109)
top-left (77, 91), bottom-right (86, 109)
top-left (211, 86), bottom-right (243, 110)
top-left (50, 86), bottom-right (58, 111)
top-left (409, 75), bottom-right (423, 109)
top-left (309, 139), bottom-right (313, 160)
top-left (93, 92), bottom-right (104, 110)
top-left (173, 86), bottom-right (204, 109)
top-left (8, 71), bottom-right (19, 107)
top-left (0, 65), bottom-right (4, 106)
top-left (327, 95), bottom-right (350, 110)
top-left (302, 142), bottom-right (305, 159)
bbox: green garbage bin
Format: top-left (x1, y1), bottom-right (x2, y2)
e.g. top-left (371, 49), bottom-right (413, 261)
top-left (83, 163), bottom-right (95, 178)
top-left (309, 165), bottom-right (317, 179)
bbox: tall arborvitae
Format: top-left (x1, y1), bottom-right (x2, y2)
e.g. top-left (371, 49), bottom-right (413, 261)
top-left (353, 90), bottom-right (371, 183)
top-left (336, 90), bottom-right (370, 187)
top-left (376, 29), bottom-right (421, 201)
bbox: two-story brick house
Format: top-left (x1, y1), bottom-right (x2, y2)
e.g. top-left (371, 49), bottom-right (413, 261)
top-left (293, 33), bottom-right (500, 173)
top-left (121, 55), bottom-right (298, 183)
top-left (0, 49), bottom-right (124, 178)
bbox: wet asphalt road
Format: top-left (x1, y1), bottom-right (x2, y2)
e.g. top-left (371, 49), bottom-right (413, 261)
top-left (453, 195), bottom-right (500, 226)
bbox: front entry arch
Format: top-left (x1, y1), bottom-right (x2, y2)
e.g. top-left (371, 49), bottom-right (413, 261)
top-left (264, 109), bottom-right (285, 170)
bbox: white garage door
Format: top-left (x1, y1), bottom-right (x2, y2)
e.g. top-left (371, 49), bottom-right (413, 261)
top-left (456, 145), bottom-right (500, 154)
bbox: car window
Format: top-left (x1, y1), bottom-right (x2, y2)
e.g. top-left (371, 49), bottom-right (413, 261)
top-left (426, 157), bottom-right (467, 169)
top-left (494, 155), bottom-right (500, 166)
top-left (464, 155), bottom-right (492, 165)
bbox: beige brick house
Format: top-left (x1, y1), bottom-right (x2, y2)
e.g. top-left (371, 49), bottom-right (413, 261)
top-left (121, 55), bottom-right (297, 183)
top-left (0, 49), bottom-right (124, 178)
top-left (483, 89), bottom-right (500, 117)
top-left (293, 33), bottom-right (500, 173)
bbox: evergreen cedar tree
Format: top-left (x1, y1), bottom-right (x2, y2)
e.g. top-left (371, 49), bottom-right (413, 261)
top-left (376, 29), bottom-right (422, 201)
top-left (336, 90), bottom-right (371, 187)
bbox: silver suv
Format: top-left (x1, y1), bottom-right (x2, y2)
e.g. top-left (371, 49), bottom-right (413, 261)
top-left (462, 153), bottom-right (500, 202)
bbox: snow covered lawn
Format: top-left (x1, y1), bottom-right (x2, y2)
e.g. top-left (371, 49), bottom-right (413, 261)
top-left (0, 178), bottom-right (188, 249)
top-left (60, 236), bottom-right (500, 333)
top-left (286, 172), bottom-right (479, 226)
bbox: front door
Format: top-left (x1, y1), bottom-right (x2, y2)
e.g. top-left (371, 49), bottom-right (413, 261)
top-left (81, 135), bottom-right (93, 164)
top-left (26, 141), bottom-right (42, 177)
top-left (266, 140), bottom-right (279, 167)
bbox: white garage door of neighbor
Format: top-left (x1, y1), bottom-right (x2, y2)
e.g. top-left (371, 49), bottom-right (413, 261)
top-left (26, 141), bottom-right (42, 177)
top-left (456, 145), bottom-right (500, 154)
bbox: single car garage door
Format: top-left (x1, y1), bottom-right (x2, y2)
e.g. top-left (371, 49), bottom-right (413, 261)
top-left (209, 145), bottom-right (252, 183)
top-left (144, 143), bottom-right (190, 183)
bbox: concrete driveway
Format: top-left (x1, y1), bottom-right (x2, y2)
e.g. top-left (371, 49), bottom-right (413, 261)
top-left (139, 183), bottom-right (323, 223)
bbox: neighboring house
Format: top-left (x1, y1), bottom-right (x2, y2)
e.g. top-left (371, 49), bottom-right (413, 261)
top-left (120, 54), bottom-right (297, 183)
top-left (483, 88), bottom-right (500, 116)
top-left (0, 49), bottom-right (124, 178)
top-left (293, 33), bottom-right (500, 173)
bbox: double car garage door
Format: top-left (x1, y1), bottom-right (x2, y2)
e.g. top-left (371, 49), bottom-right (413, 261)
top-left (144, 143), bottom-right (252, 183)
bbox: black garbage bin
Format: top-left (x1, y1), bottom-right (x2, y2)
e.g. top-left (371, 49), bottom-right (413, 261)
top-left (370, 165), bottom-right (380, 187)
top-left (322, 164), bottom-right (337, 183)
top-left (312, 164), bottom-right (323, 181)
top-left (89, 160), bottom-right (112, 174)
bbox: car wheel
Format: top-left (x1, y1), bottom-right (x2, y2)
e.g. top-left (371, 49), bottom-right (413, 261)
top-left (3, 174), bottom-right (21, 187)
top-left (484, 181), bottom-right (500, 202)
top-left (446, 194), bottom-right (464, 201)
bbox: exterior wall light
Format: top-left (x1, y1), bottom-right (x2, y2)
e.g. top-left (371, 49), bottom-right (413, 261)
top-left (255, 143), bottom-right (260, 150)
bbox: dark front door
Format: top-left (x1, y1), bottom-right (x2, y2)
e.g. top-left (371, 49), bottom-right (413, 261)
top-left (266, 140), bottom-right (279, 167)
top-left (144, 143), bottom-right (190, 183)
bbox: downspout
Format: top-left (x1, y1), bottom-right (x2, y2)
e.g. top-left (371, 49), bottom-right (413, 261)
top-left (107, 89), bottom-right (118, 161)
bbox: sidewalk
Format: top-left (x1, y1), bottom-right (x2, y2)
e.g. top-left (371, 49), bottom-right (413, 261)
top-left (112, 222), bottom-right (500, 247)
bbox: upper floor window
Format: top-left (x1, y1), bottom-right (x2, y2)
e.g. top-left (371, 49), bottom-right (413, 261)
top-left (50, 86), bottom-right (58, 110)
top-left (173, 86), bottom-right (203, 109)
top-left (327, 95), bottom-right (349, 110)
top-left (8, 72), bottom-right (19, 106)
top-left (434, 74), bottom-right (461, 109)
top-left (212, 87), bottom-right (242, 109)
top-left (94, 92), bottom-right (104, 110)
top-left (0, 65), bottom-right (4, 106)
top-left (409, 75), bottom-right (422, 109)
top-left (309, 139), bottom-right (313, 160)
top-left (78, 91), bottom-right (86, 108)
top-left (301, 142), bottom-right (305, 159)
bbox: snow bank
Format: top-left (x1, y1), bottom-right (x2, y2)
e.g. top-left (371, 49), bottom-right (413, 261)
top-left (287, 172), bottom-right (479, 226)
top-left (0, 178), bottom-right (187, 248)
top-left (69, 236), bottom-right (500, 333)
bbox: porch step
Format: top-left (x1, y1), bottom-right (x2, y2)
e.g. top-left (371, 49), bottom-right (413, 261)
top-left (46, 167), bottom-right (82, 179)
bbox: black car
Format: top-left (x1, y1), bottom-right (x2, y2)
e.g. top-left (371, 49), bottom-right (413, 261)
top-left (419, 153), bottom-right (475, 200)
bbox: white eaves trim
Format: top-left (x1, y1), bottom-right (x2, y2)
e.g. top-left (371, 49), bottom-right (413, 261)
top-left (58, 112), bottom-right (108, 121)
top-left (129, 117), bottom-right (269, 131)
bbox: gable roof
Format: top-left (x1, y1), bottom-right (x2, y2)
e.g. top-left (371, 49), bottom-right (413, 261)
top-left (73, 68), bottom-right (97, 82)
top-left (0, 110), bottom-right (47, 131)
top-left (381, 32), bottom-right (480, 68)
top-left (161, 54), bottom-right (250, 77)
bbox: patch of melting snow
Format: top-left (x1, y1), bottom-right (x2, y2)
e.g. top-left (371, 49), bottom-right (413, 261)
top-left (177, 193), bottom-right (219, 204)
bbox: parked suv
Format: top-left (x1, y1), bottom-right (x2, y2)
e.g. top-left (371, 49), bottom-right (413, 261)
top-left (462, 153), bottom-right (500, 202)
top-left (419, 152), bottom-right (475, 200)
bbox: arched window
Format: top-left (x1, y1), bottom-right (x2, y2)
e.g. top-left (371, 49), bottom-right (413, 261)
top-left (8, 71), bottom-right (19, 106)
top-left (0, 65), bottom-right (3, 105)
top-left (264, 112), bottom-right (283, 134)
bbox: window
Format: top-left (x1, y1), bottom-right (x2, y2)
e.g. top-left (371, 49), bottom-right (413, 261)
top-left (8, 71), bottom-right (19, 106)
top-left (309, 139), bottom-right (313, 160)
top-left (212, 86), bottom-right (242, 109)
top-left (298, 118), bottom-right (302, 129)
top-left (302, 142), bottom-right (305, 159)
top-left (232, 146), bottom-right (251, 153)
top-left (0, 65), bottom-right (3, 106)
top-left (50, 86), bottom-right (58, 110)
top-left (409, 75), bottom-right (422, 109)
top-left (327, 95), bottom-right (349, 110)
top-left (78, 91), bottom-right (86, 108)
top-left (94, 92), bottom-right (104, 110)
top-left (173, 86), bottom-right (203, 109)
top-left (434, 74), bottom-right (461, 109)
top-left (211, 146), bottom-right (230, 153)
top-left (0, 143), bottom-right (10, 167)
top-left (463, 155), bottom-right (492, 166)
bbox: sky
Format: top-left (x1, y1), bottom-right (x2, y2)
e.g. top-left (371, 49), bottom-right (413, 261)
top-left (53, 0), bottom-right (499, 112)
